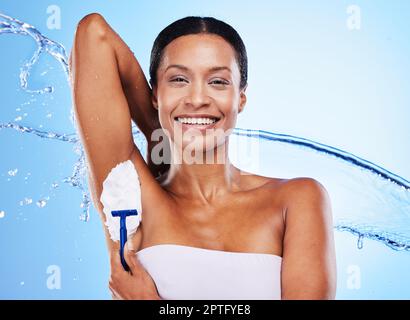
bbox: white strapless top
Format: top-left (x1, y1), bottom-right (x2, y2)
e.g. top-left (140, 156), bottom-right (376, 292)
top-left (136, 244), bottom-right (282, 300)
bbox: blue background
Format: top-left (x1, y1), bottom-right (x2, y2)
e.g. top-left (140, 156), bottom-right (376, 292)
top-left (0, 0), bottom-right (409, 299)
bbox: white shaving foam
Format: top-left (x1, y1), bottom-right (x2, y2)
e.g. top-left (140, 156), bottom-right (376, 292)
top-left (100, 160), bottom-right (142, 242)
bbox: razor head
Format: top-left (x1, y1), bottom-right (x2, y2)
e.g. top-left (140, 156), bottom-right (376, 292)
top-left (111, 209), bottom-right (138, 218)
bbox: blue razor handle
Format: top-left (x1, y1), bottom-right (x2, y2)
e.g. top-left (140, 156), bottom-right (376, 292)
top-left (111, 209), bottom-right (139, 271)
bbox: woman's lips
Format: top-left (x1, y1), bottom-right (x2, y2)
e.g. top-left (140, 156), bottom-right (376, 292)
top-left (173, 118), bottom-right (221, 131)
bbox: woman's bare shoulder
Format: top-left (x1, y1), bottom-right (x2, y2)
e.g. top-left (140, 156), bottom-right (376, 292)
top-left (278, 177), bottom-right (328, 199)
top-left (277, 177), bottom-right (332, 224)
top-left (276, 176), bottom-right (325, 188)
top-left (233, 167), bottom-right (328, 201)
top-left (239, 171), bottom-right (287, 192)
top-left (245, 174), bottom-right (329, 209)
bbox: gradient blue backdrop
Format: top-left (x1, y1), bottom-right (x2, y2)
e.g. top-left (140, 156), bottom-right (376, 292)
top-left (0, 0), bottom-right (409, 299)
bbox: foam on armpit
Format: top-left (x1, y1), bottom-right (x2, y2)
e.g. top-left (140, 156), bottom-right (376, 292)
top-left (100, 160), bottom-right (142, 241)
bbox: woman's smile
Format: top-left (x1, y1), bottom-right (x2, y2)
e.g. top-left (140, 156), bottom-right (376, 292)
top-left (173, 113), bottom-right (222, 132)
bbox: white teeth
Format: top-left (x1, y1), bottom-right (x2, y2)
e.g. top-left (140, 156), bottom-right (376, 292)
top-left (176, 117), bottom-right (218, 125)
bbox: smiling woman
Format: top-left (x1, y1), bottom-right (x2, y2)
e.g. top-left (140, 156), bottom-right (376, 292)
top-left (69, 13), bottom-right (336, 300)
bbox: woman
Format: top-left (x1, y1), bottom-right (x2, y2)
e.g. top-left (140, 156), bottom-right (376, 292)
top-left (69, 13), bottom-right (336, 300)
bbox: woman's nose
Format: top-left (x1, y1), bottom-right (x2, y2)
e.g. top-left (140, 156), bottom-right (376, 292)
top-left (185, 82), bottom-right (211, 108)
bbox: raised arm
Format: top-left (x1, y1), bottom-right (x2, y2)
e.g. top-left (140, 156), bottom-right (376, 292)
top-left (280, 178), bottom-right (337, 299)
top-left (69, 13), bottom-right (169, 255)
top-left (95, 14), bottom-right (170, 178)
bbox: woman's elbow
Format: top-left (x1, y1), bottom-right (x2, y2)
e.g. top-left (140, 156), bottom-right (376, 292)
top-left (74, 13), bottom-right (109, 43)
top-left (69, 13), bottom-right (109, 82)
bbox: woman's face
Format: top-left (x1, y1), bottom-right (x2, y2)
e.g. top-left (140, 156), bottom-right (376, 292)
top-left (152, 33), bottom-right (247, 156)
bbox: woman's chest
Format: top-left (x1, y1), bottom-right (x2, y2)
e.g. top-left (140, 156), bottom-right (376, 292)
top-left (139, 188), bottom-right (285, 256)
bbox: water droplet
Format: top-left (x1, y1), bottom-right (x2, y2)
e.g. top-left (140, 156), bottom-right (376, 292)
top-left (8, 169), bottom-right (18, 176)
top-left (23, 113), bottom-right (28, 117)
top-left (36, 199), bottom-right (47, 208)
top-left (0, 211), bottom-right (5, 218)
top-left (79, 214), bottom-right (89, 222)
top-left (20, 198), bottom-right (32, 206)
top-left (77, 257), bottom-right (83, 262)
top-left (357, 234), bottom-right (364, 250)
top-left (46, 113), bottom-right (52, 118)
top-left (51, 182), bottom-right (59, 188)
top-left (20, 281), bottom-right (25, 286)
top-left (16, 107), bottom-right (21, 111)
top-left (14, 116), bottom-right (22, 121)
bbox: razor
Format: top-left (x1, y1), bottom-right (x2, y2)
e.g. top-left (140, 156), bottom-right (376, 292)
top-left (111, 209), bottom-right (139, 271)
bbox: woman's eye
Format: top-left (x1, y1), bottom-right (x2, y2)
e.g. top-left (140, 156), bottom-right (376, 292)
top-left (210, 79), bottom-right (229, 86)
top-left (169, 77), bottom-right (229, 86)
top-left (170, 77), bottom-right (187, 83)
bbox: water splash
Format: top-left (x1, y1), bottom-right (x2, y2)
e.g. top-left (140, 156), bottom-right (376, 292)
top-left (19, 198), bottom-right (33, 206)
top-left (0, 13), bottom-right (69, 93)
top-left (36, 198), bottom-right (48, 208)
top-left (1, 13), bottom-right (409, 251)
top-left (231, 128), bottom-right (410, 251)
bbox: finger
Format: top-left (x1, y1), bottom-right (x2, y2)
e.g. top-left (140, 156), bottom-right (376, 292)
top-left (109, 248), bottom-right (124, 271)
top-left (124, 240), bottom-right (144, 275)
top-left (109, 285), bottom-right (122, 300)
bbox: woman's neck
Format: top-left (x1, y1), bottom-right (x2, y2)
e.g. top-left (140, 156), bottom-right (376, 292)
top-left (161, 141), bottom-right (243, 204)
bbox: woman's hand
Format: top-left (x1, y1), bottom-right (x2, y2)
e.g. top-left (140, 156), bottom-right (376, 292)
top-left (108, 236), bottom-right (161, 300)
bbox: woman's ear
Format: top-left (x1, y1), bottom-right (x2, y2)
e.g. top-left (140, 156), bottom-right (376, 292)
top-left (151, 84), bottom-right (158, 110)
top-left (238, 84), bottom-right (248, 114)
